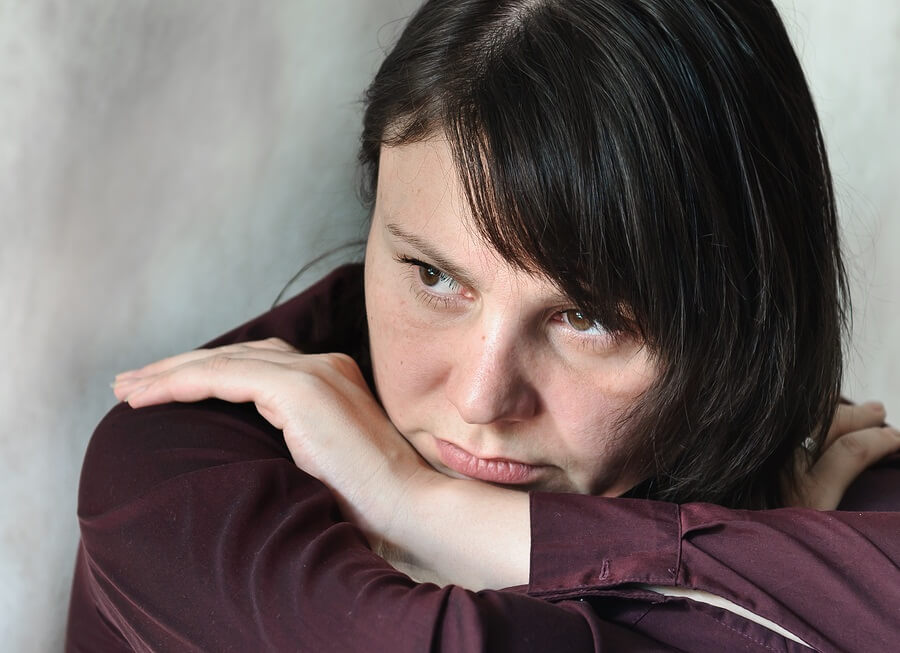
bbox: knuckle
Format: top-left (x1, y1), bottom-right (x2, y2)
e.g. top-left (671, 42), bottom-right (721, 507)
top-left (268, 336), bottom-right (301, 353)
top-left (307, 376), bottom-right (336, 402)
top-left (204, 355), bottom-right (233, 373)
top-left (294, 368), bottom-right (327, 393)
top-left (323, 352), bottom-right (357, 372)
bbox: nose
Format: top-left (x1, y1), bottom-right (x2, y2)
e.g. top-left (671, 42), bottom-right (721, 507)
top-left (445, 320), bottom-right (538, 425)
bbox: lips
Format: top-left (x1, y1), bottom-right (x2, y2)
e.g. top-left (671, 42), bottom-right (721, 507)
top-left (435, 438), bottom-right (544, 484)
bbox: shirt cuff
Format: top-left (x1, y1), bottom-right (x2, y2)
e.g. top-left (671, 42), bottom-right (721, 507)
top-left (527, 493), bottom-right (681, 600)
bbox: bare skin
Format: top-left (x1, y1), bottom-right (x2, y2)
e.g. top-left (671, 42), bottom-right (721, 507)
top-left (364, 138), bottom-right (658, 497)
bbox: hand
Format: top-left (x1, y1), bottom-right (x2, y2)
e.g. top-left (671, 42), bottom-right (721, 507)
top-left (789, 401), bottom-right (900, 510)
top-left (112, 338), bottom-right (436, 551)
top-left (112, 338), bottom-right (531, 589)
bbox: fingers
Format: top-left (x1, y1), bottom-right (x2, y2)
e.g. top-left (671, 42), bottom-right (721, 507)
top-left (797, 424), bottom-right (900, 510)
top-left (113, 353), bottom-right (285, 402)
top-left (111, 342), bottom-right (356, 410)
top-left (114, 338), bottom-right (300, 382)
top-left (114, 356), bottom-right (290, 407)
top-left (825, 401), bottom-right (887, 447)
top-left (112, 338), bottom-right (301, 403)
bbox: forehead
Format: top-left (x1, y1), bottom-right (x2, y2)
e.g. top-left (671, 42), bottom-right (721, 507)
top-left (377, 137), bottom-right (483, 259)
top-left (376, 139), bottom-right (565, 301)
top-left (377, 138), bottom-right (467, 226)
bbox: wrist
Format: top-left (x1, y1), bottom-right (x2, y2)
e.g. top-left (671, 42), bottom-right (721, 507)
top-left (376, 464), bottom-right (447, 554)
top-left (388, 472), bottom-right (532, 590)
top-left (326, 427), bottom-right (431, 550)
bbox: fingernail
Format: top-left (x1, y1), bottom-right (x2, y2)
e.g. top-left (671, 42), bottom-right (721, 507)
top-left (125, 385), bottom-right (149, 404)
top-left (112, 378), bottom-right (132, 390)
top-left (864, 401), bottom-right (885, 412)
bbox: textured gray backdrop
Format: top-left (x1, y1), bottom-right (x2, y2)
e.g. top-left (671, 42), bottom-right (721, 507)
top-left (0, 1), bottom-right (896, 650)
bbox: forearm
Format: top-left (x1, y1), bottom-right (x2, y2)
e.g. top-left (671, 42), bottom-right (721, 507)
top-left (383, 471), bottom-right (532, 590)
top-left (77, 404), bottom-right (612, 651)
top-left (527, 484), bottom-right (900, 652)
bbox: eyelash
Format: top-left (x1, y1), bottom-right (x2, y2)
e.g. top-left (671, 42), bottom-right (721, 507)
top-left (395, 255), bottom-right (464, 309)
top-left (557, 320), bottom-right (616, 353)
top-left (394, 254), bottom-right (618, 350)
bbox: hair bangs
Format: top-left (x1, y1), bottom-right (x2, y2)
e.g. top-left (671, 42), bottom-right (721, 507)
top-left (441, 11), bottom-right (658, 338)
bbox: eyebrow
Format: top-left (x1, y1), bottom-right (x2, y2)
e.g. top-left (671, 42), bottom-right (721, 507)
top-left (385, 222), bottom-right (479, 289)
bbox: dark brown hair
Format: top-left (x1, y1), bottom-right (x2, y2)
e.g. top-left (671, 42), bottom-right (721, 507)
top-left (358, 0), bottom-right (849, 508)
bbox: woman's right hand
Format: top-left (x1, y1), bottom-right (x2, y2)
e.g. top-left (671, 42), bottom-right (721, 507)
top-left (112, 338), bottom-right (441, 554)
top-left (111, 338), bottom-right (532, 590)
top-left (789, 401), bottom-right (900, 510)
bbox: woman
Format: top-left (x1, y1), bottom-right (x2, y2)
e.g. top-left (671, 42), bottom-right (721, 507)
top-left (67, 0), bottom-right (899, 651)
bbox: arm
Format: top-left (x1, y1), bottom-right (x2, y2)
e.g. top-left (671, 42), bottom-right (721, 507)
top-left (380, 401), bottom-right (900, 590)
top-left (110, 332), bottom-right (900, 650)
top-left (75, 401), bottom-right (621, 652)
top-left (78, 396), bottom-right (899, 652)
top-left (93, 264), bottom-right (900, 650)
top-left (391, 408), bottom-right (900, 651)
top-left (387, 451), bottom-right (900, 652)
top-left (73, 269), bottom-right (660, 652)
top-left (116, 335), bottom-right (899, 599)
top-left (528, 476), bottom-right (900, 653)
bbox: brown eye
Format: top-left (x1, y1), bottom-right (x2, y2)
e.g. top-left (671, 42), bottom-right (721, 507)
top-left (563, 309), bottom-right (598, 332)
top-left (418, 265), bottom-right (442, 287)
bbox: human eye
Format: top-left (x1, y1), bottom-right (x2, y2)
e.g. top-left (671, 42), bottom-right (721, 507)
top-left (560, 309), bottom-right (606, 335)
top-left (554, 308), bottom-right (616, 351)
top-left (395, 255), bottom-right (465, 308)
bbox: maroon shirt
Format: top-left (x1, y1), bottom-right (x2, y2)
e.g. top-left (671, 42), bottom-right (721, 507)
top-left (66, 265), bottom-right (900, 652)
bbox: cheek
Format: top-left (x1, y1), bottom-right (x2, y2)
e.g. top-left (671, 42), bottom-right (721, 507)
top-left (548, 352), bottom-right (656, 431)
top-left (543, 358), bottom-right (657, 489)
top-left (365, 276), bottom-right (448, 430)
top-left (550, 391), bottom-right (625, 456)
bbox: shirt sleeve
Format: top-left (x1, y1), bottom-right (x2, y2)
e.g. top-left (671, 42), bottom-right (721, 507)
top-left (528, 453), bottom-right (900, 653)
top-left (76, 399), bottom-right (687, 651)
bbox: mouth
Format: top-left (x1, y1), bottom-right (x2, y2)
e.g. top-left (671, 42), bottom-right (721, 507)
top-left (434, 438), bottom-right (546, 484)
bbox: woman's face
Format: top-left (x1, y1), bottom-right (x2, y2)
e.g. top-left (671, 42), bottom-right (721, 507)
top-left (364, 136), bottom-right (658, 495)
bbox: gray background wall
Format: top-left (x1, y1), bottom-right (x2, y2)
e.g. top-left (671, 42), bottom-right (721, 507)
top-left (0, 1), bottom-right (896, 650)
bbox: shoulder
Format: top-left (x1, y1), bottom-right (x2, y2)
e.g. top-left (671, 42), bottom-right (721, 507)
top-left (77, 265), bottom-right (365, 519)
top-left (204, 262), bottom-right (366, 354)
top-left (77, 401), bottom-right (292, 519)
